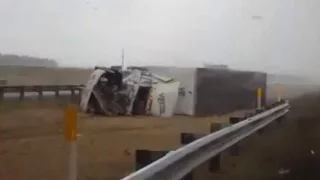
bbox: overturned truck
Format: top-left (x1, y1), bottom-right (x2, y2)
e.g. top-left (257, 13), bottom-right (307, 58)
top-left (80, 66), bottom-right (180, 117)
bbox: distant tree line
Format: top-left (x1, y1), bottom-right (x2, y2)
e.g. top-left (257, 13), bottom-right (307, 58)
top-left (0, 53), bottom-right (58, 67)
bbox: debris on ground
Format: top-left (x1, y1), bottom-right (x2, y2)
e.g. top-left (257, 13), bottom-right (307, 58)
top-left (310, 150), bottom-right (315, 155)
top-left (278, 168), bottom-right (290, 175)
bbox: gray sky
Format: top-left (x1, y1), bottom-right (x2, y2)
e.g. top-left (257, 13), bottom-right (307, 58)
top-left (0, 0), bottom-right (319, 77)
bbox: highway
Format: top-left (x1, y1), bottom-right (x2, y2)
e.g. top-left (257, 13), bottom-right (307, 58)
top-left (2, 91), bottom-right (79, 100)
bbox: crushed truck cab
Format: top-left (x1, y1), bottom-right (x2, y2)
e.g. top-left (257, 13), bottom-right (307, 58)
top-left (80, 66), bottom-right (180, 117)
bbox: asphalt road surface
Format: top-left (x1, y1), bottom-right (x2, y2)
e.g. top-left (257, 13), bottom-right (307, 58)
top-left (2, 91), bottom-right (79, 100)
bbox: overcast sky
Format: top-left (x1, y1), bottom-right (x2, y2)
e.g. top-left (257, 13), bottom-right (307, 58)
top-left (0, 0), bottom-right (319, 77)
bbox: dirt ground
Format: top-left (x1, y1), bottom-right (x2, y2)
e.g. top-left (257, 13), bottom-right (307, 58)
top-left (2, 94), bottom-right (320, 180)
top-left (1, 94), bottom-right (319, 180)
top-left (0, 100), bottom-right (252, 180)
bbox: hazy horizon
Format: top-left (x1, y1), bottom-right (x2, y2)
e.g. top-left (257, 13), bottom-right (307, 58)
top-left (0, 0), bottom-right (319, 78)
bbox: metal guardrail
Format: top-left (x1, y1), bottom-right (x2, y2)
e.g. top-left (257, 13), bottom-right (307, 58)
top-left (0, 84), bottom-right (84, 101)
top-left (121, 101), bottom-right (290, 180)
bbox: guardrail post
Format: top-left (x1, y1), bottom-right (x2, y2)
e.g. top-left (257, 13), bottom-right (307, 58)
top-left (209, 123), bottom-right (224, 172)
top-left (0, 87), bottom-right (3, 101)
top-left (277, 114), bottom-right (286, 123)
top-left (179, 133), bottom-right (201, 180)
top-left (37, 86), bottom-right (43, 100)
top-left (255, 108), bottom-right (264, 114)
top-left (135, 150), bottom-right (169, 171)
top-left (244, 112), bottom-right (255, 119)
top-left (257, 128), bottom-right (264, 135)
top-left (135, 149), bottom-right (193, 180)
top-left (229, 117), bottom-right (242, 156)
top-left (180, 133), bottom-right (203, 145)
top-left (182, 173), bottom-right (193, 180)
top-left (229, 117), bottom-right (243, 124)
top-left (180, 124), bottom-right (228, 174)
top-left (255, 108), bottom-right (266, 135)
top-left (70, 87), bottom-right (75, 99)
top-left (76, 88), bottom-right (82, 104)
top-left (55, 86), bottom-right (60, 97)
top-left (19, 86), bottom-right (25, 101)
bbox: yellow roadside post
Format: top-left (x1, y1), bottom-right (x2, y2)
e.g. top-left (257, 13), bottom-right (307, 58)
top-left (64, 104), bottom-right (78, 180)
top-left (257, 88), bottom-right (262, 109)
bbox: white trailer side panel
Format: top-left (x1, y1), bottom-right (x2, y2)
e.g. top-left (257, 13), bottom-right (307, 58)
top-left (150, 81), bottom-right (180, 117)
top-left (147, 66), bottom-right (196, 116)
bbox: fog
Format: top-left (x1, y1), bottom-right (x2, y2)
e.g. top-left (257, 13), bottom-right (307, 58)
top-left (0, 0), bottom-right (319, 78)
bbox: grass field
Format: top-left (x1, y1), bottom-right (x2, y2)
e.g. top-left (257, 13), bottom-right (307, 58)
top-left (1, 92), bottom-right (319, 180)
top-left (0, 100), bottom-right (253, 180)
